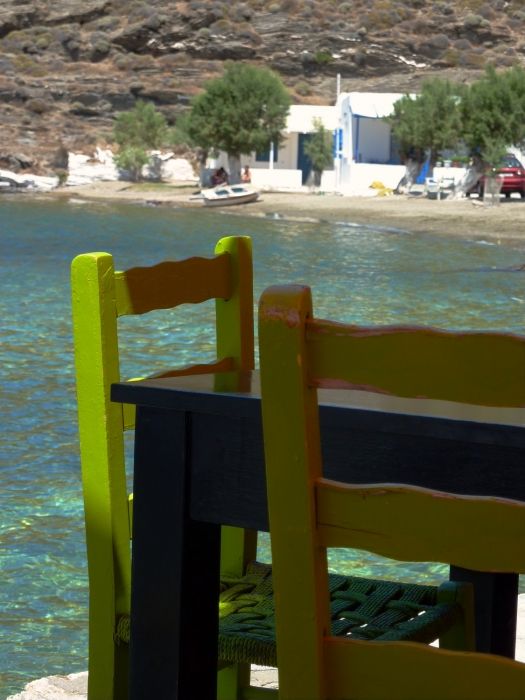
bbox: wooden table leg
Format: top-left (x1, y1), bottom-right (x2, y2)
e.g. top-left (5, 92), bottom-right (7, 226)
top-left (130, 406), bottom-right (221, 700)
top-left (450, 566), bottom-right (518, 658)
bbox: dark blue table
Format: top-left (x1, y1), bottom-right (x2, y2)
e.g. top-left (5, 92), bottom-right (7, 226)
top-left (112, 370), bottom-right (525, 700)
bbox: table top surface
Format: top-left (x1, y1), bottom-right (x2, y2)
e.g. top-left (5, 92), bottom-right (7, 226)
top-left (113, 369), bottom-right (525, 429)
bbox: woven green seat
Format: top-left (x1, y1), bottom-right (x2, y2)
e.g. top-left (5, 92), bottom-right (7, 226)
top-left (115, 561), bottom-right (464, 670)
top-left (217, 562), bottom-right (463, 668)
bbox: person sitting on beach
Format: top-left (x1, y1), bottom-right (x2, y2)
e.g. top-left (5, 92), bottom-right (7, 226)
top-left (211, 167), bottom-right (228, 186)
top-left (241, 166), bottom-right (251, 183)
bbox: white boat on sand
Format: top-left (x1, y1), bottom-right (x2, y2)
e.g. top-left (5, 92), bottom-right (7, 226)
top-left (200, 185), bottom-right (259, 207)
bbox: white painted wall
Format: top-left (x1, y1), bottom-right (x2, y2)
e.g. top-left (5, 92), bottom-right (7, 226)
top-left (240, 133), bottom-right (298, 173)
top-left (320, 169), bottom-right (336, 191)
top-left (338, 163), bottom-right (406, 195)
top-left (251, 168), bottom-right (303, 190)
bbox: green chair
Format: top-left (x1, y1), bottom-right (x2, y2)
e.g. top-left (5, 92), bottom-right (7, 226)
top-left (72, 237), bottom-right (260, 700)
top-left (259, 283), bottom-right (525, 700)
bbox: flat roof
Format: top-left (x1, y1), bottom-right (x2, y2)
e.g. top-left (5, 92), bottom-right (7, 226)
top-left (285, 104), bottom-right (338, 133)
top-left (340, 92), bottom-right (411, 118)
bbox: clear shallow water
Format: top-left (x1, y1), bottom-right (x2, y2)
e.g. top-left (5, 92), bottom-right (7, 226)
top-left (1, 196), bottom-right (524, 697)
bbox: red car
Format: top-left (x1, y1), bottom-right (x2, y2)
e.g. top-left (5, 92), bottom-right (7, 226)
top-left (468, 153), bottom-right (525, 198)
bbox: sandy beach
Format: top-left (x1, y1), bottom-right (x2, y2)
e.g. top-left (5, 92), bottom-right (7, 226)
top-left (46, 181), bottom-right (525, 243)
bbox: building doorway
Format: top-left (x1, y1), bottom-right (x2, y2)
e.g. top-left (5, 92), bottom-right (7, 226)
top-left (298, 133), bottom-right (313, 185)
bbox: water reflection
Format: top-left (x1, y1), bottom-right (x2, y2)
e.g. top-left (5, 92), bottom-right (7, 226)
top-left (1, 197), bottom-right (524, 696)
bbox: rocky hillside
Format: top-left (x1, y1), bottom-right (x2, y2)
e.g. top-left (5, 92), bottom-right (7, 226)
top-left (1, 0), bottom-right (524, 175)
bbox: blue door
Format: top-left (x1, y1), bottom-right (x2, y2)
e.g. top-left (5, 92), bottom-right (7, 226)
top-left (298, 133), bottom-right (313, 185)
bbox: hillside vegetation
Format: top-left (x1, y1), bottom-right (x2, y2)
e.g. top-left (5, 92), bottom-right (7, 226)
top-left (1, 0), bottom-right (524, 174)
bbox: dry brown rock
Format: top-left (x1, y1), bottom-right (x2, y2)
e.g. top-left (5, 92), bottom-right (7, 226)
top-left (0, 0), bottom-right (523, 174)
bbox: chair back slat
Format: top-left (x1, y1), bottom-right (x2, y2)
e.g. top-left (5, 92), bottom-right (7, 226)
top-left (325, 637), bottom-right (525, 700)
top-left (307, 319), bottom-right (525, 407)
top-left (317, 478), bottom-right (525, 573)
top-left (114, 254), bottom-right (232, 316)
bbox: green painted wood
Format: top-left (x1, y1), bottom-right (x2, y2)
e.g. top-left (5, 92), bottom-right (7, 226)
top-left (71, 252), bottom-right (131, 700)
top-left (325, 637), bottom-right (525, 700)
top-left (317, 478), bottom-right (525, 573)
top-left (114, 254), bottom-right (231, 316)
top-left (71, 237), bottom-right (255, 700)
top-left (259, 285), bottom-right (330, 700)
top-left (215, 236), bottom-right (254, 376)
top-left (307, 318), bottom-right (525, 408)
top-left (259, 282), bottom-right (525, 700)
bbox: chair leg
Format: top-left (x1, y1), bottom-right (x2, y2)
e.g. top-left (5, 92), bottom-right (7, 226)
top-left (219, 526), bottom-right (258, 699)
top-left (220, 526), bottom-right (258, 578)
top-left (218, 663), bottom-right (252, 700)
top-left (437, 580), bottom-right (476, 651)
top-left (87, 635), bottom-right (129, 700)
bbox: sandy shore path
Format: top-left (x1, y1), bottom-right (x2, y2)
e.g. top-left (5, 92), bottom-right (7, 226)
top-left (46, 181), bottom-right (525, 243)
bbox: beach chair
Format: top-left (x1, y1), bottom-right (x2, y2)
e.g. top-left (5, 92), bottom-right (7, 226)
top-left (259, 283), bottom-right (525, 700)
top-left (72, 237), bottom-right (261, 700)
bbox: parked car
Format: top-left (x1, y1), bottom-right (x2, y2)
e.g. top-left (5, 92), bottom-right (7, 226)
top-left (468, 154), bottom-right (525, 198)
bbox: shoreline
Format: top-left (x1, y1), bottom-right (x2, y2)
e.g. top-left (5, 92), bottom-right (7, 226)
top-left (41, 181), bottom-right (525, 243)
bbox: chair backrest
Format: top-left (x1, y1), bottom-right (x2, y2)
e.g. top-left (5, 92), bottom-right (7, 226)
top-left (259, 283), bottom-right (525, 700)
top-left (71, 236), bottom-right (253, 698)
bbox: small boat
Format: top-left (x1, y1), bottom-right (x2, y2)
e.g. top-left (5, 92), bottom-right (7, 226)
top-left (201, 185), bottom-right (259, 207)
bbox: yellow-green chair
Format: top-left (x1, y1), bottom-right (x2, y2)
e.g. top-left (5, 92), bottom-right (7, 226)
top-left (259, 283), bottom-right (525, 700)
top-left (72, 237), bottom-right (259, 700)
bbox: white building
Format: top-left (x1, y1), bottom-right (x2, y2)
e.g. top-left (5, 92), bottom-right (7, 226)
top-left (210, 92), bottom-right (465, 195)
top-left (334, 92), bottom-right (407, 195)
top-left (208, 104), bottom-right (338, 190)
top-left (249, 104), bottom-right (339, 190)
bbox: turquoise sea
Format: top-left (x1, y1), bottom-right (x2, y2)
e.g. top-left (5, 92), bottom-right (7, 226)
top-left (1, 195), bottom-right (524, 697)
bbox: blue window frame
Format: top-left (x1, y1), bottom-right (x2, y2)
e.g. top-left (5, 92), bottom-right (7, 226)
top-left (256, 144), bottom-right (278, 162)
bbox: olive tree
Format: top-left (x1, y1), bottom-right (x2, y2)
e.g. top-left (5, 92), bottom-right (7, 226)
top-left (462, 66), bottom-right (525, 160)
top-left (186, 62), bottom-right (291, 184)
top-left (113, 100), bottom-right (168, 181)
top-left (303, 118), bottom-right (333, 187)
top-left (387, 78), bottom-right (462, 191)
top-left (388, 67), bottom-right (525, 197)
top-left (455, 66), bottom-right (525, 196)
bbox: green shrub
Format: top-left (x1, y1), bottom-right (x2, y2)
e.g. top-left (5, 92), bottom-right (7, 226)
top-left (443, 48), bottom-right (460, 66)
top-left (314, 50), bottom-right (333, 64)
top-left (84, 16), bottom-right (120, 32)
top-left (295, 80), bottom-right (311, 96)
top-left (303, 118), bottom-right (333, 184)
top-left (462, 51), bottom-right (486, 67)
top-left (114, 146), bottom-right (150, 181)
top-left (55, 170), bottom-right (68, 186)
top-left (11, 54), bottom-right (47, 75)
top-left (35, 35), bottom-right (51, 51)
top-left (232, 3), bottom-right (253, 20)
top-left (91, 37), bottom-right (111, 59)
top-left (460, 0), bottom-right (484, 10)
top-left (211, 18), bottom-right (232, 31)
top-left (115, 54), bottom-right (133, 70)
top-left (114, 100), bottom-right (168, 150)
top-left (26, 97), bottom-right (51, 114)
top-left (463, 13), bottom-right (484, 28)
top-left (280, 0), bottom-right (299, 10)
